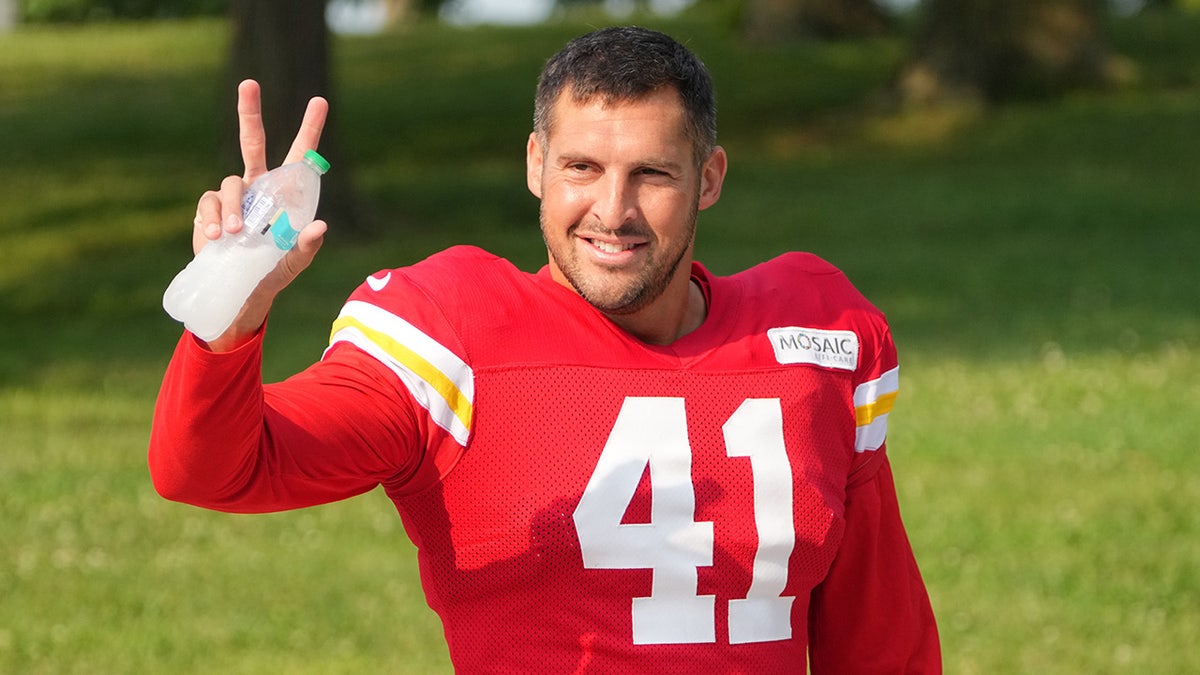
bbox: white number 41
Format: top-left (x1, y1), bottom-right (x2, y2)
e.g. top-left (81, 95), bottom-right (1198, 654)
top-left (573, 397), bottom-right (797, 645)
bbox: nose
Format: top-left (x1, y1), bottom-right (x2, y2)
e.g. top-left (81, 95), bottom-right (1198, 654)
top-left (591, 173), bottom-right (639, 230)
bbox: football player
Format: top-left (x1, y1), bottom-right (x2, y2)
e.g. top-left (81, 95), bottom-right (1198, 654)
top-left (151, 26), bottom-right (940, 673)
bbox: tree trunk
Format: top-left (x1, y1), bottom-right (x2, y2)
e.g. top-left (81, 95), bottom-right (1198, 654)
top-left (743, 0), bottom-right (893, 43)
top-left (0, 0), bottom-right (17, 32)
top-left (225, 0), bottom-right (371, 234)
top-left (897, 0), bottom-right (1125, 105)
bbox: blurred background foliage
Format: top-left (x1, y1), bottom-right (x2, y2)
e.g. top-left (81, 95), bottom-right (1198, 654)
top-left (1, 1), bottom-right (1198, 673)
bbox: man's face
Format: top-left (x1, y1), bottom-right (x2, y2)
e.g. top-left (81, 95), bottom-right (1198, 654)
top-left (527, 87), bottom-right (724, 316)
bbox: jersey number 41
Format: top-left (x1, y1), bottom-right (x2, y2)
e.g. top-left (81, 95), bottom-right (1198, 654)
top-left (574, 396), bottom-right (797, 646)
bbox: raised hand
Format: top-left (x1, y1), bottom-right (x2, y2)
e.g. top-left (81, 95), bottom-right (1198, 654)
top-left (191, 80), bottom-right (330, 351)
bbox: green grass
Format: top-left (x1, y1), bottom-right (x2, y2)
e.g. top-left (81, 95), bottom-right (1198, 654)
top-left (2, 10), bottom-right (1199, 674)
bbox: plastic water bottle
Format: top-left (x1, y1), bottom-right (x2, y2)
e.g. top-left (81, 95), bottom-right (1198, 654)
top-left (163, 149), bottom-right (330, 341)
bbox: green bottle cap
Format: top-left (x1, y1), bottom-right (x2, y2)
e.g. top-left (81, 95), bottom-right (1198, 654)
top-left (304, 149), bottom-right (331, 174)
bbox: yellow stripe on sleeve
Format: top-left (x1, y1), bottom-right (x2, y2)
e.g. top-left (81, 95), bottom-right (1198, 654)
top-left (332, 315), bottom-right (473, 432)
top-left (852, 366), bottom-right (899, 453)
top-left (855, 389), bottom-right (898, 427)
top-left (327, 300), bottom-right (474, 446)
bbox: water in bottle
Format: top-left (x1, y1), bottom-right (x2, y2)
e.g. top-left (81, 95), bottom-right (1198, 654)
top-left (163, 149), bottom-right (330, 341)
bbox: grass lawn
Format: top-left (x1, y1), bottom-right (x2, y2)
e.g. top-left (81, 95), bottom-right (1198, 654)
top-left (1, 9), bottom-right (1198, 673)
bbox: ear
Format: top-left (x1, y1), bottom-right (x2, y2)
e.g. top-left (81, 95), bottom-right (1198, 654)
top-left (526, 132), bottom-right (544, 199)
top-left (698, 145), bottom-right (727, 211)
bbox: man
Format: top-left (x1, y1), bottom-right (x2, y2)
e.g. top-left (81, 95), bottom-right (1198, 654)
top-left (150, 26), bottom-right (940, 673)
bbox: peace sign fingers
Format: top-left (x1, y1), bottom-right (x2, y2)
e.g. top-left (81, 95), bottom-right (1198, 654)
top-left (236, 78), bottom-right (329, 184)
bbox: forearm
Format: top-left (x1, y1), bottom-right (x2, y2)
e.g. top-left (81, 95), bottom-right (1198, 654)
top-left (808, 458), bottom-right (941, 673)
top-left (148, 330), bottom-right (428, 513)
top-left (148, 329), bottom-right (274, 510)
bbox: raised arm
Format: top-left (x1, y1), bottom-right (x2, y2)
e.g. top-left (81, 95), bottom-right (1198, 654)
top-left (150, 82), bottom-right (412, 512)
top-left (192, 79), bottom-right (330, 352)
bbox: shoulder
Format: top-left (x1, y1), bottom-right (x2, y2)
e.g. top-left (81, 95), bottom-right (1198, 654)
top-left (397, 245), bottom-right (523, 290)
top-left (347, 245), bottom-right (531, 314)
top-left (708, 251), bottom-right (897, 379)
top-left (729, 252), bottom-right (884, 321)
top-left (333, 246), bottom-right (583, 365)
top-left (767, 251), bottom-right (846, 276)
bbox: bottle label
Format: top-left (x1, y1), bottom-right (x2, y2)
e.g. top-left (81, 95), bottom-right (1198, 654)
top-left (269, 209), bottom-right (298, 250)
top-left (242, 189), bottom-right (298, 250)
top-left (243, 191), bottom-right (277, 232)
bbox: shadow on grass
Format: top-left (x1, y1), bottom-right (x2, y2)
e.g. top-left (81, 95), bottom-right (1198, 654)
top-left (2, 14), bottom-right (1198, 391)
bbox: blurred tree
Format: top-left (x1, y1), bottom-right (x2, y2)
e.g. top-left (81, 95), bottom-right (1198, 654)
top-left (222, 0), bottom-right (454, 233)
top-left (413, 0), bottom-right (444, 13)
top-left (224, 0), bottom-right (371, 233)
top-left (742, 0), bottom-right (894, 43)
top-left (1, 0), bottom-right (16, 30)
top-left (896, 0), bottom-right (1130, 105)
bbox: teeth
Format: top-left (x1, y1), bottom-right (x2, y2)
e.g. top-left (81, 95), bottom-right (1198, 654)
top-left (592, 239), bottom-right (635, 254)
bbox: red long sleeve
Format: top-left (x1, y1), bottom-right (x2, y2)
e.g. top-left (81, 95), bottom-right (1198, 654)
top-left (148, 331), bottom-right (427, 513)
top-left (146, 248), bottom-right (941, 671)
top-left (807, 458), bottom-right (941, 673)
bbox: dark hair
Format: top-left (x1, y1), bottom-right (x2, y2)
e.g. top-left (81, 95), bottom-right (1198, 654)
top-left (533, 26), bottom-right (717, 165)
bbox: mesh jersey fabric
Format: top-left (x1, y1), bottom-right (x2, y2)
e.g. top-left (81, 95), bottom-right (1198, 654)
top-left (149, 245), bottom-right (936, 673)
top-left (320, 246), bottom-right (901, 672)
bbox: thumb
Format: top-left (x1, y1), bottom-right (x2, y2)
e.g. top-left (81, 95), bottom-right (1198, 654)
top-left (296, 219), bottom-right (327, 256)
top-left (278, 219), bottom-right (327, 281)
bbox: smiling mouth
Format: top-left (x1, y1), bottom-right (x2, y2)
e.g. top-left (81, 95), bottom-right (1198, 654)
top-left (589, 238), bottom-right (639, 254)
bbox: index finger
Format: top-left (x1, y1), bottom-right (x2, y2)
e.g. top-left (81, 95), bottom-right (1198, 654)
top-left (282, 95), bottom-right (329, 166)
top-left (236, 80), bottom-right (330, 182)
top-left (237, 79), bottom-right (269, 182)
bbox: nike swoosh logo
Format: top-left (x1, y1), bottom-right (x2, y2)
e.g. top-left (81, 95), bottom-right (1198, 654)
top-left (366, 272), bottom-right (392, 292)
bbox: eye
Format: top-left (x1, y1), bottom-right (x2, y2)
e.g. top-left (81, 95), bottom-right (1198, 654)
top-left (637, 166), bottom-right (674, 179)
top-left (561, 159), bottom-right (595, 174)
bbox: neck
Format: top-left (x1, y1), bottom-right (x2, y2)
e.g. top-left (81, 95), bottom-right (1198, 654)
top-left (605, 273), bottom-right (707, 345)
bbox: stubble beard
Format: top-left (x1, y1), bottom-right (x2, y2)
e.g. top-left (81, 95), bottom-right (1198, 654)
top-left (541, 207), bottom-right (697, 316)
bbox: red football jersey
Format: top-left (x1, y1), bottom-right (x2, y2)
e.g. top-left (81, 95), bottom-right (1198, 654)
top-left (149, 246), bottom-right (939, 673)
